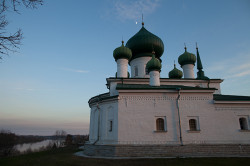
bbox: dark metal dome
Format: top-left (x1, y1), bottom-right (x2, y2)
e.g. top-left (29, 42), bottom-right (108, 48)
top-left (169, 64), bottom-right (183, 79)
top-left (113, 41), bottom-right (132, 61)
top-left (178, 48), bottom-right (196, 67)
top-left (126, 26), bottom-right (164, 61)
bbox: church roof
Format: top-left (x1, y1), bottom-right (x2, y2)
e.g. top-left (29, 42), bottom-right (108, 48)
top-left (113, 41), bottom-right (132, 61)
top-left (169, 64), bottom-right (183, 79)
top-left (88, 93), bottom-right (118, 105)
top-left (116, 84), bottom-right (217, 90)
top-left (213, 94), bottom-right (250, 101)
top-left (196, 46), bottom-right (209, 80)
top-left (178, 47), bottom-right (196, 67)
top-left (126, 25), bottom-right (164, 61)
top-left (146, 54), bottom-right (162, 72)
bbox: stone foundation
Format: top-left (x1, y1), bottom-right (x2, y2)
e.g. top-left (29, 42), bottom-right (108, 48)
top-left (83, 144), bottom-right (250, 157)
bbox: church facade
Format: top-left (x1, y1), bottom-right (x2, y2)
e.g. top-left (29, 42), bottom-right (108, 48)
top-left (84, 22), bottom-right (250, 157)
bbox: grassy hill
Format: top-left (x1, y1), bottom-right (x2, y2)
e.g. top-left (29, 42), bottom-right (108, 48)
top-left (0, 146), bottom-right (250, 166)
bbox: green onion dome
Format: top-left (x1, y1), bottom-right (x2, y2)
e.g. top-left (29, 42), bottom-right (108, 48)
top-left (113, 41), bottom-right (132, 61)
top-left (146, 53), bottom-right (162, 72)
top-left (178, 47), bottom-right (196, 67)
top-left (126, 25), bottom-right (164, 61)
top-left (169, 64), bottom-right (183, 79)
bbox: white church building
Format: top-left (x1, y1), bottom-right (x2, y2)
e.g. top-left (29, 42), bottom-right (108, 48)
top-left (84, 22), bottom-right (250, 157)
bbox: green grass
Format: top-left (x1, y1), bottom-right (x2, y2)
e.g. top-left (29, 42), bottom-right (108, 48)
top-left (0, 146), bottom-right (250, 166)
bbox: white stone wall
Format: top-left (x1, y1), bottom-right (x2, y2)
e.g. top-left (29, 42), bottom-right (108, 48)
top-left (89, 107), bottom-right (98, 142)
top-left (110, 82), bottom-right (118, 96)
top-left (90, 78), bottom-right (248, 146)
top-left (209, 82), bottom-right (221, 94)
top-left (182, 64), bottom-right (195, 79)
top-left (115, 92), bottom-right (250, 145)
top-left (89, 102), bottom-right (118, 144)
top-left (117, 93), bottom-right (179, 144)
top-left (130, 57), bottom-right (151, 78)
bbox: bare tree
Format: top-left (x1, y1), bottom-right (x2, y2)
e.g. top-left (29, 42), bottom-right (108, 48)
top-left (65, 134), bottom-right (73, 146)
top-left (0, 0), bottom-right (43, 58)
top-left (54, 130), bottom-right (67, 148)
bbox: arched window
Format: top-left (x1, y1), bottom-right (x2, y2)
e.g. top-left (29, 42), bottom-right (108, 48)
top-left (134, 66), bottom-right (138, 77)
top-left (239, 117), bottom-right (248, 130)
top-left (156, 118), bottom-right (164, 131)
top-left (189, 119), bottom-right (197, 131)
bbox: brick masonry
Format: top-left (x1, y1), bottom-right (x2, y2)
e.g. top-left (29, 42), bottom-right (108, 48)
top-left (83, 144), bottom-right (250, 157)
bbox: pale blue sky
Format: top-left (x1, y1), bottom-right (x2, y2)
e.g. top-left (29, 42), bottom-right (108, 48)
top-left (0, 0), bottom-right (250, 135)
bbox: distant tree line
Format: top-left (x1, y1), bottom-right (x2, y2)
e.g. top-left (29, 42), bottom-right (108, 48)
top-left (65, 134), bottom-right (89, 146)
top-left (54, 130), bottom-right (89, 147)
top-left (0, 130), bottom-right (45, 156)
top-left (0, 129), bottom-right (89, 157)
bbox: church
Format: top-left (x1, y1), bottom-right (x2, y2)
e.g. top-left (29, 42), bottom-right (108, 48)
top-left (84, 22), bottom-right (250, 157)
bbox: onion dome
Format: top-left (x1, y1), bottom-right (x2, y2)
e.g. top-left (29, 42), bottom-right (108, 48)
top-left (146, 53), bottom-right (162, 72)
top-left (178, 47), bottom-right (196, 67)
top-left (126, 24), bottom-right (164, 61)
top-left (169, 64), bottom-right (183, 79)
top-left (113, 41), bottom-right (132, 61)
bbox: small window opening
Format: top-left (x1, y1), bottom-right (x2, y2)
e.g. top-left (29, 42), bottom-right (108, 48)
top-left (135, 66), bottom-right (138, 77)
top-left (109, 121), bottom-right (113, 132)
top-left (156, 118), bottom-right (164, 131)
top-left (239, 118), bottom-right (248, 130)
top-left (189, 119), bottom-right (197, 131)
top-left (145, 67), bottom-right (149, 75)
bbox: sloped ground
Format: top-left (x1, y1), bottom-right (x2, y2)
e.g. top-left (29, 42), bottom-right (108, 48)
top-left (0, 146), bottom-right (250, 166)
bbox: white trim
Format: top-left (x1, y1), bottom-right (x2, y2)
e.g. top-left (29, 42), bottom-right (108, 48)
top-left (118, 89), bottom-right (215, 93)
top-left (214, 101), bottom-right (250, 104)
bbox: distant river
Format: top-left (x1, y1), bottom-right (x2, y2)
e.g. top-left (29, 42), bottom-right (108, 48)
top-left (14, 140), bottom-right (55, 153)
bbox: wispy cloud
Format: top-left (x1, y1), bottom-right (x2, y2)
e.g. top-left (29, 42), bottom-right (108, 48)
top-left (205, 50), bottom-right (250, 95)
top-left (111, 0), bottom-right (161, 21)
top-left (224, 67), bottom-right (250, 79)
top-left (15, 88), bottom-right (35, 91)
top-left (59, 68), bottom-right (89, 73)
top-left (13, 88), bottom-right (57, 92)
top-left (232, 63), bottom-right (250, 72)
top-left (207, 51), bottom-right (250, 79)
